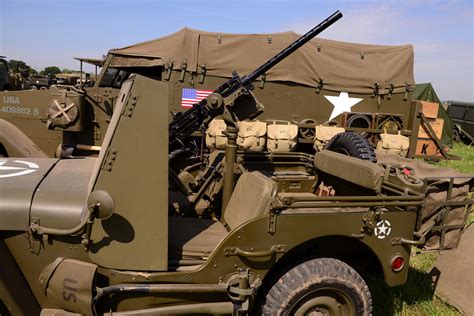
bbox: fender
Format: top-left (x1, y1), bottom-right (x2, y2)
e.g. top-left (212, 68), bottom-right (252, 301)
top-left (0, 158), bottom-right (57, 230)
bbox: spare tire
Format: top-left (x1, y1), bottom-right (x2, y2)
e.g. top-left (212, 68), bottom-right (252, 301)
top-left (325, 131), bottom-right (377, 162)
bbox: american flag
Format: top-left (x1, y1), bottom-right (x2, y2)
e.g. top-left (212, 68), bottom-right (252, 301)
top-left (181, 88), bottom-right (213, 108)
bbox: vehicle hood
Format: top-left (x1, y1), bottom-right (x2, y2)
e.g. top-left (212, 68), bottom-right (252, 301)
top-left (0, 158), bottom-right (58, 230)
top-left (0, 158), bottom-right (96, 231)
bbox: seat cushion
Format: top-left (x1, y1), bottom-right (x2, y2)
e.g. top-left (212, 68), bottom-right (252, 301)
top-left (315, 150), bottom-right (384, 192)
top-left (224, 171), bottom-right (277, 230)
top-left (168, 217), bottom-right (227, 261)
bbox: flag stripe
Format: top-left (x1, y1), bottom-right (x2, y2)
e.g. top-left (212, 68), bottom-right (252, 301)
top-left (181, 88), bottom-right (213, 108)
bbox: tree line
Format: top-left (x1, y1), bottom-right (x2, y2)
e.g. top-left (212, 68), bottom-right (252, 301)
top-left (7, 59), bottom-right (77, 76)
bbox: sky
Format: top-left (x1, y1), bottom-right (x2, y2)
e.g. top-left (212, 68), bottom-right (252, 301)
top-left (0, 0), bottom-right (473, 101)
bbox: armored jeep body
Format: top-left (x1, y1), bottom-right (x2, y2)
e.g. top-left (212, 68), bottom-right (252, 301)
top-left (0, 12), bottom-right (472, 316)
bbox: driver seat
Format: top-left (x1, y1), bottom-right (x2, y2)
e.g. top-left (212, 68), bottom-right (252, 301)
top-left (168, 171), bottom-right (277, 270)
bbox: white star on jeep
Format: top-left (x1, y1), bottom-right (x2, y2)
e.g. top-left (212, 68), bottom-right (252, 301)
top-left (377, 223), bottom-right (388, 235)
top-left (0, 160), bottom-right (39, 178)
top-left (0, 160), bottom-right (25, 171)
top-left (324, 92), bottom-right (363, 121)
top-left (375, 220), bottom-right (392, 239)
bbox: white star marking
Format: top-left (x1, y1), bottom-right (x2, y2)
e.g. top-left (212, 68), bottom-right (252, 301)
top-left (0, 160), bottom-right (39, 178)
top-left (375, 220), bottom-right (392, 240)
top-left (324, 92), bottom-right (363, 121)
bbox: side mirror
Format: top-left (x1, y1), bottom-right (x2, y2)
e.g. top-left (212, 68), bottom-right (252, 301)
top-left (87, 190), bottom-right (115, 220)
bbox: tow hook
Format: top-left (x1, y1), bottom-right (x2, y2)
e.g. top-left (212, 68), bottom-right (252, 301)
top-left (227, 269), bottom-right (262, 315)
top-left (392, 231), bottom-right (426, 246)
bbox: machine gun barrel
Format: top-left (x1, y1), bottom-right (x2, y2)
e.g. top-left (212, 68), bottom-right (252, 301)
top-left (242, 10), bottom-right (343, 86)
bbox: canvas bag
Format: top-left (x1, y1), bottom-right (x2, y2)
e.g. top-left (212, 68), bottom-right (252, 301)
top-left (313, 125), bottom-right (345, 151)
top-left (205, 119), bottom-right (227, 149)
top-left (376, 132), bottom-right (410, 157)
top-left (267, 122), bottom-right (298, 152)
top-left (237, 120), bottom-right (267, 151)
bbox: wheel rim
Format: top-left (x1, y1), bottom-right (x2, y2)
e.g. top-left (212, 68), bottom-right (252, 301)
top-left (291, 288), bottom-right (354, 316)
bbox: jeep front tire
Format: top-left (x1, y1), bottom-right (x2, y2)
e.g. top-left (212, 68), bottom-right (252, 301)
top-left (259, 258), bottom-right (372, 316)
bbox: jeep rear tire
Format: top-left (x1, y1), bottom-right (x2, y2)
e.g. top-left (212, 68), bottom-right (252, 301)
top-left (259, 258), bottom-right (372, 316)
top-left (325, 132), bottom-right (377, 162)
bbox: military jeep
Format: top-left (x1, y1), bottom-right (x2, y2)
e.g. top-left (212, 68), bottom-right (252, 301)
top-left (0, 12), bottom-right (472, 316)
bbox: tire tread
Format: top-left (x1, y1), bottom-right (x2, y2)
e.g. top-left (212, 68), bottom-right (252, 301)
top-left (325, 132), bottom-right (377, 163)
top-left (259, 258), bottom-right (372, 316)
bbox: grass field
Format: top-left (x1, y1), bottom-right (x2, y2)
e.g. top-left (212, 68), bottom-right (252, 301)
top-left (371, 143), bottom-right (473, 316)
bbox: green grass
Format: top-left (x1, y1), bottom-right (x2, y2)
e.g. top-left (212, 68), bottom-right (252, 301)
top-left (368, 250), bottom-right (461, 315)
top-left (438, 143), bottom-right (474, 174)
top-left (370, 143), bottom-right (473, 315)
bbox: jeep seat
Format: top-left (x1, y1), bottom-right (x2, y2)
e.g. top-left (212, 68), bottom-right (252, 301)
top-left (168, 171), bottom-right (276, 270)
top-left (314, 150), bottom-right (384, 193)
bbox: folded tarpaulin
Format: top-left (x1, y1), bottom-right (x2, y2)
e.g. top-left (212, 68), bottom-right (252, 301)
top-left (376, 151), bottom-right (473, 250)
top-left (109, 28), bottom-right (415, 95)
top-left (431, 224), bottom-right (474, 316)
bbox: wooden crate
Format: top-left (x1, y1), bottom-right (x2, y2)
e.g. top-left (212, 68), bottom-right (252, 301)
top-left (416, 138), bottom-right (442, 156)
top-left (418, 118), bottom-right (444, 139)
top-left (419, 101), bottom-right (439, 119)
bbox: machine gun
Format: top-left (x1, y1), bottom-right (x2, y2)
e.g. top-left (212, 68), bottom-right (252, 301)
top-left (169, 10), bottom-right (343, 152)
top-left (168, 10), bottom-right (343, 212)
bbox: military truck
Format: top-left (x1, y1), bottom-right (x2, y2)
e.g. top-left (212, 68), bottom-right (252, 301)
top-left (0, 57), bottom-right (33, 91)
top-left (29, 75), bottom-right (52, 90)
top-left (0, 12), bottom-right (415, 159)
top-left (446, 100), bottom-right (474, 145)
top-left (1, 12), bottom-right (472, 315)
top-left (0, 57), bottom-right (13, 91)
top-left (0, 57), bottom-right (29, 91)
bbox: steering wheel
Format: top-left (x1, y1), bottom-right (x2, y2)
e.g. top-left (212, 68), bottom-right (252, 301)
top-left (299, 118), bottom-right (317, 140)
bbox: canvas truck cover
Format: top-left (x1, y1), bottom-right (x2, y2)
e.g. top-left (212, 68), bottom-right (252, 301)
top-left (109, 28), bottom-right (414, 95)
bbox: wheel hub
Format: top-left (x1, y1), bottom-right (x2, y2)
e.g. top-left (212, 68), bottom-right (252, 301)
top-left (292, 289), bottom-right (353, 316)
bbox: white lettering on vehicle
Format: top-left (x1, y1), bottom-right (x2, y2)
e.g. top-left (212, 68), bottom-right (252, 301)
top-left (3, 96), bottom-right (20, 104)
top-left (0, 160), bottom-right (39, 178)
top-left (0, 105), bottom-right (40, 116)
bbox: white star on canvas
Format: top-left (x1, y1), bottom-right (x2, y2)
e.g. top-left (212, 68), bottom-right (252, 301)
top-left (324, 92), bottom-right (363, 121)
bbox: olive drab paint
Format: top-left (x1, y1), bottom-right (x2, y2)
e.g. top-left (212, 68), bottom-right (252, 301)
top-left (0, 12), bottom-right (472, 316)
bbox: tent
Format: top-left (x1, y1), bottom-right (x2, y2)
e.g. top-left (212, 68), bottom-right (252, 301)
top-left (413, 83), bottom-right (454, 147)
